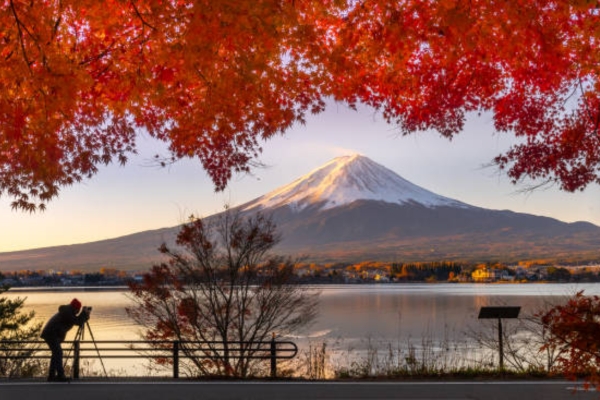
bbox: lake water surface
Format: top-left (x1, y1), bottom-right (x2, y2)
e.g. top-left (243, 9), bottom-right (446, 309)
top-left (4, 283), bottom-right (595, 376)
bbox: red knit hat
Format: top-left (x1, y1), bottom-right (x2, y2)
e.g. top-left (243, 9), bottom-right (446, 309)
top-left (70, 298), bottom-right (82, 312)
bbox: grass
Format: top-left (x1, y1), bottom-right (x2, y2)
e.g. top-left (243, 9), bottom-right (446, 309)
top-left (293, 320), bottom-right (562, 381)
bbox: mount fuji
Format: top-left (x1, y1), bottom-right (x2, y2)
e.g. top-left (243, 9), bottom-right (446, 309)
top-left (235, 154), bottom-right (600, 262)
top-left (1, 155), bottom-right (600, 271)
top-left (243, 154), bottom-right (471, 212)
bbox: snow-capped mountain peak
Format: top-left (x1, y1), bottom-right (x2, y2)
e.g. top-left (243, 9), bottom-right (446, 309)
top-left (244, 154), bottom-right (470, 212)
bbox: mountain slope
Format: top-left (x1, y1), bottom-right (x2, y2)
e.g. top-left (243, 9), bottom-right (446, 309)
top-left (1, 155), bottom-right (599, 271)
top-left (266, 200), bottom-right (600, 262)
top-left (240, 155), bottom-right (600, 262)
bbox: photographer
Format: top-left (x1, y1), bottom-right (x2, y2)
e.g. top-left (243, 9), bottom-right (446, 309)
top-left (41, 298), bottom-right (90, 382)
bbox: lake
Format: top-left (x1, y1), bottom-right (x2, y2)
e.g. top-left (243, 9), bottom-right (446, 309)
top-left (3, 283), bottom-right (593, 376)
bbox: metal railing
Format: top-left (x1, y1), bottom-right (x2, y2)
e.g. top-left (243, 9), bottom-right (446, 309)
top-left (0, 338), bottom-right (298, 379)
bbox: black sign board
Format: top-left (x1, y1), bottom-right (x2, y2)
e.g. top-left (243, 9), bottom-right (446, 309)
top-left (478, 306), bottom-right (521, 319)
top-left (477, 306), bottom-right (521, 371)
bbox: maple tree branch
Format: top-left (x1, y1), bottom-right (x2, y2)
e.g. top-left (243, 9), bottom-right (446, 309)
top-left (50, 0), bottom-right (63, 42)
top-left (562, 83), bottom-right (581, 107)
top-left (549, 329), bottom-right (600, 364)
top-left (577, 78), bottom-right (600, 138)
top-left (9, 0), bottom-right (33, 73)
top-left (513, 179), bottom-right (555, 194)
top-left (131, 1), bottom-right (157, 31)
top-left (79, 40), bottom-right (117, 67)
top-left (194, 66), bottom-right (210, 84)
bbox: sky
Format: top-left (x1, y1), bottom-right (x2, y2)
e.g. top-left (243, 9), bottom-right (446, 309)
top-left (1, 102), bottom-right (600, 253)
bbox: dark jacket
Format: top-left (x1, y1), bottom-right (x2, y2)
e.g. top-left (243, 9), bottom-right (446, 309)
top-left (41, 304), bottom-right (87, 342)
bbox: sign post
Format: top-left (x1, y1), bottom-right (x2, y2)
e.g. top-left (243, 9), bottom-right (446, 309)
top-left (478, 306), bottom-right (521, 370)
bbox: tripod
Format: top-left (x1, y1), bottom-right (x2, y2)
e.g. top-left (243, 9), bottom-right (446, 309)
top-left (64, 320), bottom-right (108, 378)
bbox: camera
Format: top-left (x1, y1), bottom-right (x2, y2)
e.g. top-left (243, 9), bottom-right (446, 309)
top-left (82, 306), bottom-right (92, 314)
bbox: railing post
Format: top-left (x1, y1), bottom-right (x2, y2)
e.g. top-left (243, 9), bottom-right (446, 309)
top-left (270, 333), bottom-right (276, 378)
top-left (173, 340), bottom-right (179, 379)
top-left (73, 341), bottom-right (80, 380)
top-left (498, 318), bottom-right (504, 371)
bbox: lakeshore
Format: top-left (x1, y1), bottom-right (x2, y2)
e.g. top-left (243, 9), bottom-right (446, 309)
top-left (3, 283), bottom-right (595, 379)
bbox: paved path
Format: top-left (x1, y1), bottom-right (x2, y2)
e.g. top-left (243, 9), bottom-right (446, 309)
top-left (0, 381), bottom-right (598, 400)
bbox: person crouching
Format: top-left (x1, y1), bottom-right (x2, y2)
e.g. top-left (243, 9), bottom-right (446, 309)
top-left (41, 298), bottom-right (90, 382)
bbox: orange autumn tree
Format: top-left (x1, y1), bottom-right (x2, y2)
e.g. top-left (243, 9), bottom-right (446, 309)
top-left (2, 0), bottom-right (600, 211)
top-left (540, 291), bottom-right (600, 388)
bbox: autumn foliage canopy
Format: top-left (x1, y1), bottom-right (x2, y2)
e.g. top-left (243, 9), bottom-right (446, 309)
top-left (1, 0), bottom-right (600, 210)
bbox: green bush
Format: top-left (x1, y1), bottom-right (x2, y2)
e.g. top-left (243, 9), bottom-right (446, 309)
top-left (0, 286), bottom-right (43, 378)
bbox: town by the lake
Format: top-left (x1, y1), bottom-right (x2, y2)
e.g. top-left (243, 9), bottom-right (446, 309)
top-left (3, 261), bottom-right (600, 287)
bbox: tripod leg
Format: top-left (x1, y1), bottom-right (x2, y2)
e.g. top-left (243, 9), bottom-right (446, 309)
top-left (63, 324), bottom-right (84, 372)
top-left (85, 321), bottom-right (108, 378)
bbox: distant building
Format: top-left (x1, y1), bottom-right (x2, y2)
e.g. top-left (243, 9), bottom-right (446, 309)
top-left (374, 274), bottom-right (390, 282)
top-left (472, 268), bottom-right (512, 282)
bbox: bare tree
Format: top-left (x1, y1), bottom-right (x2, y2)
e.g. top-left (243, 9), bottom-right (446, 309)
top-left (127, 209), bottom-right (319, 377)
